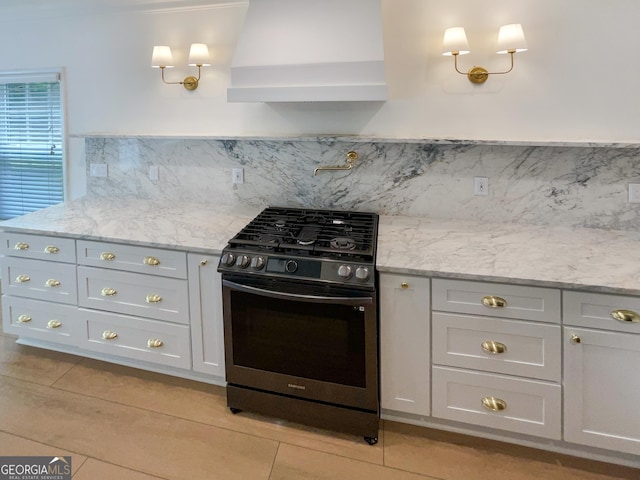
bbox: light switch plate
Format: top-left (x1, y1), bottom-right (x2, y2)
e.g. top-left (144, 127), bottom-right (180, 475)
top-left (232, 168), bottom-right (244, 184)
top-left (629, 183), bottom-right (640, 203)
top-left (89, 163), bottom-right (108, 178)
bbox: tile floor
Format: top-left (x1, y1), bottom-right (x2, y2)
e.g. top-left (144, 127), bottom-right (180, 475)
top-left (0, 331), bottom-right (638, 479)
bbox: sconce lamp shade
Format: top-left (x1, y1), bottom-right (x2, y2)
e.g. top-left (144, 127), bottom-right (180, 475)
top-left (442, 27), bottom-right (470, 56)
top-left (188, 43), bottom-right (211, 66)
top-left (151, 46), bottom-right (174, 68)
top-left (496, 24), bottom-right (527, 54)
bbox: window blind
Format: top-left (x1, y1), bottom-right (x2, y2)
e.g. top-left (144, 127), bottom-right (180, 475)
top-left (0, 74), bottom-right (63, 220)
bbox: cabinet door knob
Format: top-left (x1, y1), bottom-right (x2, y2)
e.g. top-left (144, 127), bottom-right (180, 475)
top-left (610, 309), bottom-right (640, 323)
top-left (102, 330), bottom-right (118, 340)
top-left (14, 242), bottom-right (29, 250)
top-left (100, 252), bottom-right (116, 261)
top-left (146, 294), bottom-right (163, 304)
top-left (200, 259), bottom-right (208, 266)
top-left (481, 396), bottom-right (507, 412)
top-left (147, 338), bottom-right (164, 349)
top-left (401, 282), bottom-right (409, 289)
top-left (45, 279), bottom-right (61, 288)
top-left (143, 256), bottom-right (160, 266)
top-left (101, 287), bottom-right (117, 297)
top-left (47, 320), bottom-right (62, 329)
top-left (482, 295), bottom-right (507, 308)
top-left (17, 314), bottom-right (32, 323)
top-left (15, 274), bottom-right (31, 283)
top-left (570, 334), bottom-right (581, 344)
top-left (481, 340), bottom-right (507, 354)
top-left (44, 245), bottom-right (60, 254)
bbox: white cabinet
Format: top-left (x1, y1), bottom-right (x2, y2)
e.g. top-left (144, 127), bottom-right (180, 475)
top-left (563, 291), bottom-right (640, 455)
top-left (75, 242), bottom-right (191, 368)
top-left (1, 232), bottom-right (80, 345)
top-left (188, 253), bottom-right (225, 378)
top-left (431, 279), bottom-right (562, 439)
top-left (379, 273), bottom-right (430, 416)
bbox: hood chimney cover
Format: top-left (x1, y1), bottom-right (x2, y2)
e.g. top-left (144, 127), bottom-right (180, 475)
top-left (228, 0), bottom-right (388, 102)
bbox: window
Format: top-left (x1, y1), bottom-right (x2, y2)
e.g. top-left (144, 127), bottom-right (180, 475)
top-left (0, 72), bottom-right (64, 220)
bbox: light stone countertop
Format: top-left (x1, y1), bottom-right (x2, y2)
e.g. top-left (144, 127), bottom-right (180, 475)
top-left (2, 197), bottom-right (640, 295)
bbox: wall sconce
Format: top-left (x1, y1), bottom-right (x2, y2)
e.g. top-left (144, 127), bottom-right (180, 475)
top-left (151, 43), bottom-right (211, 90)
top-left (442, 24), bottom-right (527, 84)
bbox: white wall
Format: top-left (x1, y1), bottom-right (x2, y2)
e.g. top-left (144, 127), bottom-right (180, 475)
top-left (1, 0), bottom-right (639, 194)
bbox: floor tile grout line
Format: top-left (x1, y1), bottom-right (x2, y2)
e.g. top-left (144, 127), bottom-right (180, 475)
top-left (74, 457), bottom-right (172, 480)
top-left (266, 442), bottom-right (281, 480)
top-left (0, 428), bottom-right (88, 466)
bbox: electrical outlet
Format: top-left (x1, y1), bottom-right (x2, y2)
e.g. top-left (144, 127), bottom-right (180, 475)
top-left (89, 163), bottom-right (108, 178)
top-left (149, 165), bottom-right (159, 182)
top-left (474, 177), bottom-right (489, 196)
top-left (629, 183), bottom-right (640, 203)
top-left (232, 168), bottom-right (244, 184)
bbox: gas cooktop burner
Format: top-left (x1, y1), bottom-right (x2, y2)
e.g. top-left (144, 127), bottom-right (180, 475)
top-left (223, 206), bottom-right (378, 269)
top-left (330, 237), bottom-right (356, 250)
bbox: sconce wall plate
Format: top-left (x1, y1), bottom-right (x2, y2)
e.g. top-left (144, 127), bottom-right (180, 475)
top-left (442, 24), bottom-right (527, 84)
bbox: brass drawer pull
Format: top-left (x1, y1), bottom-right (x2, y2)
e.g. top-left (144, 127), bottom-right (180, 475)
top-left (401, 282), bottom-right (409, 289)
top-left (481, 340), bottom-right (507, 354)
top-left (17, 314), bottom-right (32, 323)
top-left (610, 309), bottom-right (640, 323)
top-left (100, 252), bottom-right (116, 261)
top-left (14, 242), bottom-right (29, 250)
top-left (44, 245), bottom-right (60, 254)
top-left (143, 256), bottom-right (160, 266)
top-left (15, 274), bottom-right (31, 283)
top-left (146, 294), bottom-right (163, 304)
top-left (482, 295), bottom-right (507, 308)
top-left (102, 330), bottom-right (118, 340)
top-left (47, 320), bottom-right (62, 329)
top-left (147, 338), bottom-right (164, 348)
top-left (45, 279), bottom-right (61, 288)
top-left (570, 334), bottom-right (581, 344)
top-left (101, 287), bottom-right (117, 297)
top-left (482, 396), bottom-right (507, 412)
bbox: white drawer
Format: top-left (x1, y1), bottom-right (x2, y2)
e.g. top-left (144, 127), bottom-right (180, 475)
top-left (564, 290), bottom-right (640, 334)
top-left (2, 296), bottom-right (82, 346)
top-left (1, 257), bottom-right (77, 305)
top-left (76, 240), bottom-right (187, 279)
top-left (81, 308), bottom-right (191, 369)
top-left (433, 313), bottom-right (561, 381)
top-left (77, 266), bottom-right (189, 324)
top-left (0, 232), bottom-right (76, 263)
top-left (432, 366), bottom-right (561, 439)
top-left (432, 279), bottom-right (561, 323)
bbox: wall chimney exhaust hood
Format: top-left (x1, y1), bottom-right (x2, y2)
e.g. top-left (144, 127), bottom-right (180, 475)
top-left (227, 0), bottom-right (388, 103)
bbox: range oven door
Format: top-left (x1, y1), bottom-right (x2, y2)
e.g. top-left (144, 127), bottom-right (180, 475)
top-left (222, 275), bottom-right (378, 412)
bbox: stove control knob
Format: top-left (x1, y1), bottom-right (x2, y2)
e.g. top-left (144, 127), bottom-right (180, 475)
top-left (221, 253), bottom-right (236, 267)
top-left (285, 260), bottom-right (298, 273)
top-left (355, 266), bottom-right (370, 282)
top-left (236, 255), bottom-right (250, 269)
top-left (251, 256), bottom-right (266, 270)
top-left (337, 264), bottom-right (353, 279)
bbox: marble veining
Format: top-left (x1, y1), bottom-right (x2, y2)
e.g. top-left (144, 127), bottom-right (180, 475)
top-left (86, 138), bottom-right (640, 231)
top-left (3, 197), bottom-right (640, 295)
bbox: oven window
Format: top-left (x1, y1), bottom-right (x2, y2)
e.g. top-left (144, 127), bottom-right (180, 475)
top-left (230, 290), bottom-right (367, 387)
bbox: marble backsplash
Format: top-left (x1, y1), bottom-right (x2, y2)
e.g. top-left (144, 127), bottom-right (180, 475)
top-left (85, 137), bottom-right (640, 231)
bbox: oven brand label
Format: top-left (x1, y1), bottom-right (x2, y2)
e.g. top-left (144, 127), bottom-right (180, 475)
top-left (287, 383), bottom-right (306, 390)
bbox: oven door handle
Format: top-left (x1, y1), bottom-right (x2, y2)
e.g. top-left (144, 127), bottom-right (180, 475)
top-left (222, 279), bottom-right (373, 305)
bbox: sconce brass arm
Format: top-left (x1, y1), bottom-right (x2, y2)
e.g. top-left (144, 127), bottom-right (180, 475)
top-left (160, 65), bottom-right (202, 90)
top-left (314, 151), bottom-right (358, 176)
top-left (453, 51), bottom-right (515, 84)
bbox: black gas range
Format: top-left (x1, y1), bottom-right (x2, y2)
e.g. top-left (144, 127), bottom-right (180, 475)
top-left (217, 206), bottom-right (379, 289)
top-left (217, 207), bottom-right (381, 444)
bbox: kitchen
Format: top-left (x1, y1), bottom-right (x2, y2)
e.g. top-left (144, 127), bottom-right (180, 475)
top-left (1, 0), bottom-right (640, 479)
